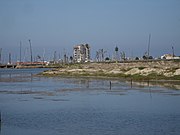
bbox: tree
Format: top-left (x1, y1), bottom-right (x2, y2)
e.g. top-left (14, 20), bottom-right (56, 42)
top-left (135, 57), bottom-right (139, 60)
top-left (105, 57), bottom-right (110, 61)
top-left (143, 55), bottom-right (147, 60)
top-left (115, 46), bottom-right (118, 52)
top-left (149, 56), bottom-right (153, 59)
top-left (36, 55), bottom-right (41, 61)
top-left (70, 56), bottom-right (73, 63)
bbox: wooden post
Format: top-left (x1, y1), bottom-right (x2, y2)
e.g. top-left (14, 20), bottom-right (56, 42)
top-left (147, 79), bottom-right (150, 87)
top-left (131, 79), bottom-right (133, 88)
top-left (110, 81), bottom-right (112, 90)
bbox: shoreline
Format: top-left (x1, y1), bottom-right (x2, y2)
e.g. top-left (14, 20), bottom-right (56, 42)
top-left (39, 60), bottom-right (180, 81)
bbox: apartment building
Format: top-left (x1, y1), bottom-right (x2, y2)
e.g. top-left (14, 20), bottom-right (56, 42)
top-left (73, 44), bottom-right (90, 63)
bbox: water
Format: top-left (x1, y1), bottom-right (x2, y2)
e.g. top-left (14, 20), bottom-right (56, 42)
top-left (0, 68), bottom-right (180, 135)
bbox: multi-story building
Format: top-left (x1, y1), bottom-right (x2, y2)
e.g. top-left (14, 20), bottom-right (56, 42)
top-left (73, 44), bottom-right (90, 63)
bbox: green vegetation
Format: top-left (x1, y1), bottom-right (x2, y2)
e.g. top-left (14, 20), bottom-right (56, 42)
top-left (138, 67), bottom-right (146, 70)
top-left (120, 68), bottom-right (132, 72)
top-left (173, 59), bottom-right (180, 62)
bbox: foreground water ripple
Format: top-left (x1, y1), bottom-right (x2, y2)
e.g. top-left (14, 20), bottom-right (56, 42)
top-left (0, 69), bottom-right (180, 135)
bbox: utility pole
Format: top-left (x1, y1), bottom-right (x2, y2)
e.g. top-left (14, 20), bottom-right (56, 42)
top-left (101, 49), bottom-right (104, 61)
top-left (28, 39), bottom-right (33, 63)
top-left (0, 48), bottom-right (2, 64)
top-left (172, 46), bottom-right (175, 57)
top-left (54, 51), bottom-right (57, 63)
top-left (43, 48), bottom-right (45, 64)
top-left (9, 52), bottom-right (11, 64)
top-left (63, 49), bottom-right (67, 64)
top-left (147, 34), bottom-right (151, 58)
top-left (20, 41), bottom-right (22, 63)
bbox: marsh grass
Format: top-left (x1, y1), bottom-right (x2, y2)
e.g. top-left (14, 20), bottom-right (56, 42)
top-left (138, 67), bottom-right (146, 70)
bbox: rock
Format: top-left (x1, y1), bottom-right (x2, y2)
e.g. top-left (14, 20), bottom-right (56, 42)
top-left (164, 72), bottom-right (174, 77)
top-left (174, 69), bottom-right (180, 75)
top-left (108, 69), bottom-right (122, 74)
top-left (140, 68), bottom-right (155, 76)
top-left (125, 68), bottom-right (140, 75)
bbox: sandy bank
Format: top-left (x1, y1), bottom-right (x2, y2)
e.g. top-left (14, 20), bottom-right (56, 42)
top-left (40, 60), bottom-right (180, 80)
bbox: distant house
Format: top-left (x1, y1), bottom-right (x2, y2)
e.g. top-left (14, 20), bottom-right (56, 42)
top-left (73, 44), bottom-right (90, 63)
top-left (161, 54), bottom-right (174, 59)
top-left (161, 54), bottom-right (180, 60)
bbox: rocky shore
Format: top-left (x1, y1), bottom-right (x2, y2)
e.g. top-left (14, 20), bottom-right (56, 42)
top-left (40, 60), bottom-right (180, 81)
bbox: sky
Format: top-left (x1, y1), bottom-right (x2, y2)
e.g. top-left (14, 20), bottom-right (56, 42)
top-left (0, 0), bottom-right (180, 62)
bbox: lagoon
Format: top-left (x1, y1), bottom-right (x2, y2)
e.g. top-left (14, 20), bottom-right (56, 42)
top-left (0, 68), bottom-right (180, 135)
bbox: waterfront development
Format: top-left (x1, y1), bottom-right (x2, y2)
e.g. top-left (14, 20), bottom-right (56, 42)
top-left (0, 68), bottom-right (180, 135)
top-left (0, 1), bottom-right (180, 134)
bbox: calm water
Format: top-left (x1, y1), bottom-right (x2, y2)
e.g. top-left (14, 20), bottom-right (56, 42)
top-left (0, 68), bottom-right (180, 135)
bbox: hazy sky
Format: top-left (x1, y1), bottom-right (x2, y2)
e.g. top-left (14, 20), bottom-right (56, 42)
top-left (0, 0), bottom-right (180, 62)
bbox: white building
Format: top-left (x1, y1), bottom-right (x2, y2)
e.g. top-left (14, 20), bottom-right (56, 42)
top-left (73, 44), bottom-right (90, 63)
top-left (161, 54), bottom-right (180, 60)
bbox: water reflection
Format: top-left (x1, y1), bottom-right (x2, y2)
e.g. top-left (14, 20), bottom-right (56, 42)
top-left (0, 70), bottom-right (34, 83)
top-left (0, 73), bottom-right (179, 97)
top-left (127, 80), bottom-right (180, 90)
top-left (0, 69), bottom-right (180, 135)
top-left (0, 68), bottom-right (179, 91)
